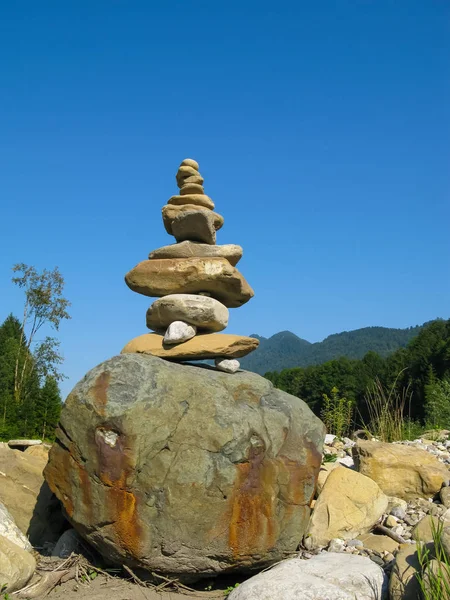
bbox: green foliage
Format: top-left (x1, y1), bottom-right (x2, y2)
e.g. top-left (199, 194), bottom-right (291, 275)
top-left (416, 519), bottom-right (450, 599)
top-left (34, 376), bottom-right (62, 441)
top-left (425, 378), bottom-right (450, 429)
top-left (323, 452), bottom-right (338, 463)
top-left (0, 264), bottom-right (70, 442)
top-left (265, 319), bottom-right (450, 434)
top-left (11, 264), bottom-right (71, 405)
top-left (224, 583), bottom-right (240, 596)
top-left (321, 387), bottom-right (353, 437)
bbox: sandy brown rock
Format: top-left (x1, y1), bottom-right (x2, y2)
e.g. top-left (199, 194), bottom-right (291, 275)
top-left (146, 294), bottom-right (228, 332)
top-left (182, 174), bottom-right (204, 186)
top-left (306, 467), bottom-right (388, 547)
top-left (162, 204), bottom-right (223, 235)
top-left (25, 444), bottom-right (50, 460)
top-left (172, 210), bottom-right (217, 244)
top-left (180, 183), bottom-right (205, 195)
top-left (44, 353), bottom-right (325, 578)
top-left (357, 532), bottom-right (399, 553)
top-left (125, 258), bottom-right (254, 308)
top-left (0, 535), bottom-right (36, 593)
top-left (0, 444), bottom-right (65, 545)
top-left (389, 542), bottom-right (422, 600)
top-left (168, 194), bottom-right (214, 210)
top-left (122, 332), bottom-right (259, 359)
top-left (412, 515), bottom-right (450, 542)
top-left (176, 165), bottom-right (199, 184)
top-left (149, 241), bottom-right (243, 266)
top-left (316, 462), bottom-right (342, 496)
top-left (180, 158), bottom-right (199, 170)
top-left (353, 440), bottom-right (449, 499)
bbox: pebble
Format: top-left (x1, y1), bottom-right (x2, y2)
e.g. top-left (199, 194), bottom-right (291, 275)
top-left (328, 538), bottom-right (346, 553)
top-left (163, 321), bottom-right (197, 344)
top-left (385, 515), bottom-right (397, 528)
top-left (215, 358), bottom-right (240, 373)
top-left (390, 506), bottom-right (406, 519)
top-left (346, 539), bottom-right (364, 548)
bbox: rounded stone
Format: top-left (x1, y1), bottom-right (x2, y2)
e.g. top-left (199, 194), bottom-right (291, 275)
top-left (168, 194), bottom-right (214, 210)
top-left (180, 183), bottom-right (205, 196)
top-left (163, 321), bottom-right (197, 345)
top-left (182, 175), bottom-right (204, 186)
top-left (147, 294), bottom-right (229, 333)
top-left (176, 166), bottom-right (200, 184)
top-left (125, 257), bottom-right (254, 308)
top-left (44, 353), bottom-right (325, 579)
top-left (180, 158), bottom-right (199, 170)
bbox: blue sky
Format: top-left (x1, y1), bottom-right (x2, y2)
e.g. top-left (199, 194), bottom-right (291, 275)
top-left (1, 1), bottom-right (449, 397)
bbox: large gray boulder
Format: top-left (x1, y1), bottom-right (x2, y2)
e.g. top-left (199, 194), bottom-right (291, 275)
top-left (44, 354), bottom-right (324, 579)
top-left (228, 553), bottom-right (387, 600)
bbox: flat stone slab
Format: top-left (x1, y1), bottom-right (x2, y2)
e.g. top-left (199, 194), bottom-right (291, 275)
top-left (149, 241), bottom-right (243, 266)
top-left (122, 332), bottom-right (259, 359)
top-left (125, 258), bottom-right (254, 308)
top-left (8, 439), bottom-right (42, 448)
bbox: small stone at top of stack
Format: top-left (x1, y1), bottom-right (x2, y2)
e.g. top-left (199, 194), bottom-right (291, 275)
top-left (123, 158), bottom-right (258, 372)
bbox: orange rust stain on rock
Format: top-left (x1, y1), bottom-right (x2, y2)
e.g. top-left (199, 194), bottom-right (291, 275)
top-left (94, 428), bottom-right (143, 558)
top-left (75, 460), bottom-right (93, 526)
top-left (228, 436), bottom-right (323, 559)
top-left (229, 443), bottom-right (278, 558)
top-left (90, 371), bottom-right (111, 416)
top-left (45, 443), bottom-right (76, 518)
top-left (232, 384), bottom-right (261, 405)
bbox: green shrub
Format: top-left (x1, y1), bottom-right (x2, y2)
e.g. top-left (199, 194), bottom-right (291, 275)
top-left (425, 379), bottom-right (450, 430)
top-left (321, 387), bottom-right (353, 438)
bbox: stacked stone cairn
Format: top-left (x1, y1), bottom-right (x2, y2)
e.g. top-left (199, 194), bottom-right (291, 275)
top-left (122, 158), bottom-right (259, 372)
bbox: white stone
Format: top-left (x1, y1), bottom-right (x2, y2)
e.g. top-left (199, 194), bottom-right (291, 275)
top-left (328, 538), bottom-right (345, 553)
top-left (0, 502), bottom-right (31, 551)
top-left (228, 553), bottom-right (387, 600)
top-left (215, 358), bottom-right (240, 373)
top-left (337, 455), bottom-right (355, 468)
top-left (324, 434), bottom-right (336, 445)
top-left (163, 321), bottom-right (196, 345)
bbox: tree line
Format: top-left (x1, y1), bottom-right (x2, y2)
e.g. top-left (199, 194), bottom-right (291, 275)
top-left (265, 318), bottom-right (450, 433)
top-left (0, 264), bottom-right (70, 441)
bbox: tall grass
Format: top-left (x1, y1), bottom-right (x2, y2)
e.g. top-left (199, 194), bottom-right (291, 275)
top-left (363, 371), bottom-right (415, 442)
top-left (416, 519), bottom-right (450, 599)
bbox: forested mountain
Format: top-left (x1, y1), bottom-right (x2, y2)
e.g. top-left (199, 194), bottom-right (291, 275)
top-left (265, 318), bottom-right (450, 430)
top-left (239, 324), bottom-right (423, 374)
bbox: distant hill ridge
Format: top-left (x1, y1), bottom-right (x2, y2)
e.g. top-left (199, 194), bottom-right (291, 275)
top-left (239, 324), bottom-right (423, 375)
